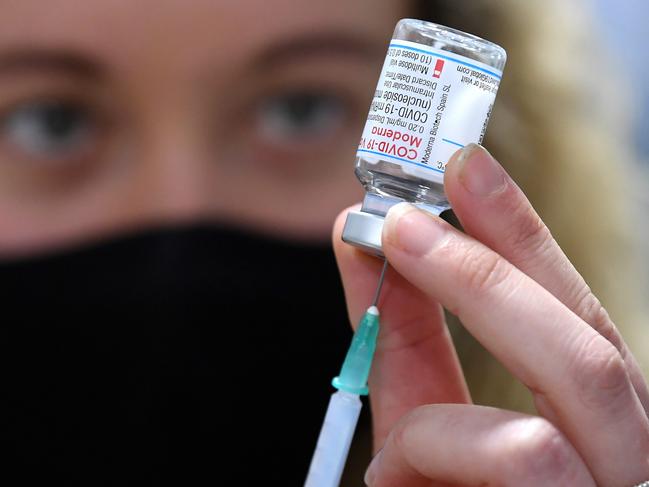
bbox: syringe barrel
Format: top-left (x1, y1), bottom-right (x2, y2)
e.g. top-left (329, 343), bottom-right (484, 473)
top-left (304, 391), bottom-right (362, 487)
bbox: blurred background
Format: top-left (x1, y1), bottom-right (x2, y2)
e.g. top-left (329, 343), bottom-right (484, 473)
top-left (592, 0), bottom-right (649, 290)
top-left (593, 0), bottom-right (649, 164)
top-left (592, 0), bottom-right (649, 271)
top-left (1, 1), bottom-right (648, 485)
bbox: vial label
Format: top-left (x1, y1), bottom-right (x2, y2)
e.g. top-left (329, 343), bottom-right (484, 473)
top-left (357, 40), bottom-right (502, 184)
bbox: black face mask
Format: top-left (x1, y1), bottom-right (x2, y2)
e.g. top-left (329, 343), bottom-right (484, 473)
top-left (1, 225), bottom-right (353, 485)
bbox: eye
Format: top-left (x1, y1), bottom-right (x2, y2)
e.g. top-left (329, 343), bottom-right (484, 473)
top-left (1, 99), bottom-right (97, 162)
top-left (254, 91), bottom-right (347, 144)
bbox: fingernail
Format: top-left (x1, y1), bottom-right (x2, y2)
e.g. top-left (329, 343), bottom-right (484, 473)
top-left (456, 143), bottom-right (506, 196)
top-left (383, 202), bottom-right (446, 257)
top-left (364, 449), bottom-right (383, 486)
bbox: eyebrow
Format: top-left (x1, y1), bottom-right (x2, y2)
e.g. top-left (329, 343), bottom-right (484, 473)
top-left (254, 32), bottom-right (386, 69)
top-left (0, 49), bottom-right (104, 79)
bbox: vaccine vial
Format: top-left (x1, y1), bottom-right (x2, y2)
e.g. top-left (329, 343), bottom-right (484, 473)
top-left (342, 19), bottom-right (506, 254)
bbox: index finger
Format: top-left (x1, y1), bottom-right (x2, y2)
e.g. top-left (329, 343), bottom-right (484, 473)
top-left (381, 203), bottom-right (649, 486)
top-left (443, 144), bottom-right (649, 414)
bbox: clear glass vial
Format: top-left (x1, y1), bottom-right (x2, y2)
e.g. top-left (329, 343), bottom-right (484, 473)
top-left (342, 18), bottom-right (506, 255)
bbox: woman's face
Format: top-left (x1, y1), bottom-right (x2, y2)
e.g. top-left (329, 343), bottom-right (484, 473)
top-left (0, 0), bottom-right (406, 256)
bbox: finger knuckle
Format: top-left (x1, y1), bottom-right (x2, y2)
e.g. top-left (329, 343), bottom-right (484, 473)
top-left (506, 418), bottom-right (578, 482)
top-left (504, 202), bottom-right (552, 260)
top-left (390, 405), bottom-right (430, 454)
top-left (571, 334), bottom-right (630, 411)
top-left (458, 247), bottom-right (512, 296)
top-left (574, 289), bottom-right (622, 351)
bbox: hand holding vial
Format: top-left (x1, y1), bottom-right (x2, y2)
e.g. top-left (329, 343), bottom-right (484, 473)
top-left (333, 144), bottom-right (649, 486)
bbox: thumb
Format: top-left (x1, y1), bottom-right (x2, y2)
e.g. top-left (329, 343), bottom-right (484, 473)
top-left (333, 206), bottom-right (470, 450)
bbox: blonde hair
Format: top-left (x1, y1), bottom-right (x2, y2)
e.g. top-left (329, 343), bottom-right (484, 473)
top-left (418, 0), bottom-right (649, 411)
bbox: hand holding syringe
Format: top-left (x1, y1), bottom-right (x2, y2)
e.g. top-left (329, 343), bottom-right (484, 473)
top-left (304, 260), bottom-right (388, 487)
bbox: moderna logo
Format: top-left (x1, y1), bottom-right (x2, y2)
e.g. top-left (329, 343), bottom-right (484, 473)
top-left (433, 59), bottom-right (444, 78)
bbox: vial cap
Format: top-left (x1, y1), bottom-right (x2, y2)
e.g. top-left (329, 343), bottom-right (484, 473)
top-left (341, 210), bottom-right (385, 256)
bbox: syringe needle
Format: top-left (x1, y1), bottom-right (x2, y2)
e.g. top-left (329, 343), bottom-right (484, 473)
top-left (307, 260), bottom-right (387, 487)
top-left (371, 258), bottom-right (389, 308)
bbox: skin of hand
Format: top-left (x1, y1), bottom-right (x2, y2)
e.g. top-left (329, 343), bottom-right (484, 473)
top-left (332, 144), bottom-right (649, 487)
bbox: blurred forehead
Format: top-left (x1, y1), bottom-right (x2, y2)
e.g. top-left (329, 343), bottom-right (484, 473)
top-left (0, 0), bottom-right (405, 69)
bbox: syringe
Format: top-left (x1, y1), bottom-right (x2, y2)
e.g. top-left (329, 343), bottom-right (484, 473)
top-left (304, 259), bottom-right (388, 487)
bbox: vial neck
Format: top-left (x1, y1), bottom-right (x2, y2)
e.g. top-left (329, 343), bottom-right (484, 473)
top-left (361, 192), bottom-right (446, 218)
